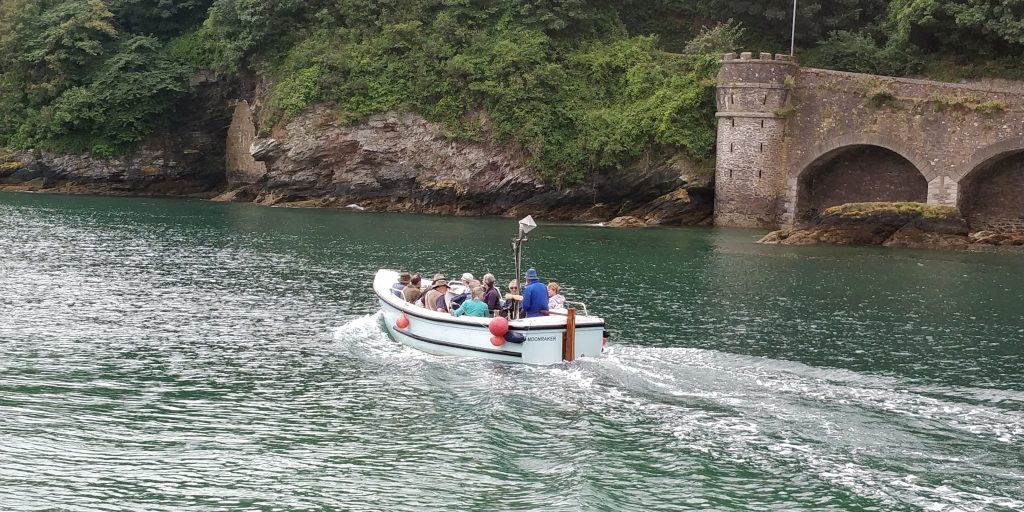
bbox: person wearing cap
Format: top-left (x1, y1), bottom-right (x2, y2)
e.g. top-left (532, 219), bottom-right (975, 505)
top-left (391, 271), bottom-right (411, 297)
top-left (422, 279), bottom-right (450, 313)
top-left (520, 268), bottom-right (548, 318)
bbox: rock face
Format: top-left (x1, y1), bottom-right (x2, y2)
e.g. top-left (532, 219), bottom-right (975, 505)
top-left (604, 216), bottom-right (648, 228)
top-left (759, 202), bottom-right (972, 250)
top-left (0, 72), bottom-right (237, 197)
top-left (1, 79), bottom-right (714, 225)
top-left (969, 230), bottom-right (1024, 246)
top-left (219, 106), bottom-right (714, 225)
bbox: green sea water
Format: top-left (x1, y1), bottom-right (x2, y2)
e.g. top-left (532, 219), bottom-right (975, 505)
top-left (0, 192), bottom-right (1021, 511)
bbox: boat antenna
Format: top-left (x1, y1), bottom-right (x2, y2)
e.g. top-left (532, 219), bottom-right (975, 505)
top-left (511, 215), bottom-right (537, 318)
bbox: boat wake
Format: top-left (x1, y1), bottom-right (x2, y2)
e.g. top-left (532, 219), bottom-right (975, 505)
top-left (332, 312), bottom-right (432, 366)
top-left (334, 318), bottom-right (1023, 510)
top-left (583, 346), bottom-right (1024, 511)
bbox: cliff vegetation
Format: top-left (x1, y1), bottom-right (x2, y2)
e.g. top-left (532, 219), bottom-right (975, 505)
top-left (2, 0), bottom-right (1023, 184)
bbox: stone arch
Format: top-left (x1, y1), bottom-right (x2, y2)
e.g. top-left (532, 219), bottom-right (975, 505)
top-left (957, 137), bottom-right (1024, 232)
top-left (792, 133), bottom-right (934, 182)
top-left (793, 135), bottom-right (931, 222)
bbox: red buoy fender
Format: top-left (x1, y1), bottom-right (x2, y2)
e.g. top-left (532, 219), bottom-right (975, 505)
top-left (395, 313), bottom-right (410, 329)
top-left (490, 335), bottom-right (505, 346)
top-left (488, 317), bottom-right (509, 336)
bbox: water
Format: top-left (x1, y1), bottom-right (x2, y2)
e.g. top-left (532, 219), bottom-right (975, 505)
top-left (0, 192), bottom-right (1021, 511)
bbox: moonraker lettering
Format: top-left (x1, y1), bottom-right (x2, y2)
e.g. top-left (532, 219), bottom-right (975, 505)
top-left (528, 335), bottom-right (558, 342)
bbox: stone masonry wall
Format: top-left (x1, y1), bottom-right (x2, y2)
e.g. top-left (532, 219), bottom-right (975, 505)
top-left (960, 155), bottom-right (1024, 231)
top-left (714, 52), bottom-right (797, 228)
top-left (715, 55), bottom-right (1024, 231)
top-left (798, 146), bottom-right (928, 220)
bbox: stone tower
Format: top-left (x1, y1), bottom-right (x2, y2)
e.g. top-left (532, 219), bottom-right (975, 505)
top-left (714, 52), bottom-right (797, 228)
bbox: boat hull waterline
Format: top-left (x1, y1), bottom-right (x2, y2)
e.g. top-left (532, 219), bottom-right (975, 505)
top-left (374, 269), bottom-right (604, 364)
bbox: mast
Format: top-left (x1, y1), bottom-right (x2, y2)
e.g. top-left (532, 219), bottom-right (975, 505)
top-left (510, 215), bottom-right (536, 320)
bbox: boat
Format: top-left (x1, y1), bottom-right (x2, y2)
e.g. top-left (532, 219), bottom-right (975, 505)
top-left (373, 216), bottom-right (607, 364)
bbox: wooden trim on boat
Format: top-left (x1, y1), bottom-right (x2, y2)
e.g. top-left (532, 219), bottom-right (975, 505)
top-left (394, 328), bottom-right (523, 358)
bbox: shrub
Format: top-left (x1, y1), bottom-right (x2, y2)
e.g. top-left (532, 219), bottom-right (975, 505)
top-left (862, 77), bottom-right (895, 105)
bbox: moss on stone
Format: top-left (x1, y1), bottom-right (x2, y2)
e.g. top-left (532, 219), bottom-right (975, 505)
top-left (823, 202), bottom-right (959, 219)
top-left (1, 161), bottom-right (23, 170)
top-left (926, 94), bottom-right (1007, 115)
top-left (861, 77), bottom-right (895, 106)
top-left (659, 188), bottom-right (690, 202)
top-left (418, 177), bottom-right (464, 194)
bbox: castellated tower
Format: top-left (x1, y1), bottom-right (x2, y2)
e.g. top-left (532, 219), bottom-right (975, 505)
top-left (714, 52), bottom-right (797, 228)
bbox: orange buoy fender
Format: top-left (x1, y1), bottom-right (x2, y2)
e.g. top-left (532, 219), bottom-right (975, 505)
top-left (395, 313), bottom-right (410, 329)
top-left (488, 317), bottom-right (508, 336)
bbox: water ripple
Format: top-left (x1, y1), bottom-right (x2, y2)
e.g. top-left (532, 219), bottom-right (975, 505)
top-left (1, 193), bottom-right (1022, 510)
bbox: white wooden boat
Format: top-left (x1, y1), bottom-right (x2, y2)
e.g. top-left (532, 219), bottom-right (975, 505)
top-left (374, 268), bottom-right (607, 364)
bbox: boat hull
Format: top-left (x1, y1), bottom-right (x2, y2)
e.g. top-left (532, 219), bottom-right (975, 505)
top-left (374, 270), bottom-right (604, 365)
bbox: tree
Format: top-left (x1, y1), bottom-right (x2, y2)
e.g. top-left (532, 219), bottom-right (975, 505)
top-left (889, 0), bottom-right (1024, 54)
top-left (110, 0), bottom-right (215, 37)
top-left (18, 0), bottom-right (118, 102)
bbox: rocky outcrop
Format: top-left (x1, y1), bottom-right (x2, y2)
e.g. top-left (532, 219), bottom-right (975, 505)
top-left (219, 106), bottom-right (714, 225)
top-left (0, 72), bottom-right (237, 197)
top-left (604, 216), bottom-right (648, 228)
top-left (759, 202), bottom-right (972, 249)
top-left (1, 79), bottom-right (714, 225)
top-left (969, 230), bottom-right (1024, 246)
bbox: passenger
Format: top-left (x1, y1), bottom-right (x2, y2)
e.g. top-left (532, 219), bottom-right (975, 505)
top-left (482, 273), bottom-right (501, 314)
top-left (501, 279), bottom-right (523, 318)
top-left (391, 271), bottom-right (411, 297)
top-left (547, 282), bottom-right (565, 310)
top-left (453, 287), bottom-right (489, 317)
top-left (520, 268), bottom-right (548, 318)
top-left (451, 274), bottom-right (477, 308)
top-left (402, 273), bottom-right (423, 303)
top-left (416, 274), bottom-right (445, 307)
top-left (452, 274), bottom-right (475, 305)
top-left (422, 279), bottom-right (450, 312)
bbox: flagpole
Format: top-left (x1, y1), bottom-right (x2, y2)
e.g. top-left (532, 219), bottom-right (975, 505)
top-left (790, 0), bottom-right (797, 56)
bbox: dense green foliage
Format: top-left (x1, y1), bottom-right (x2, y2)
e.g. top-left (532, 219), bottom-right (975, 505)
top-left (0, 0), bottom-right (205, 154)
top-left (251, 2), bottom-right (734, 183)
top-left (2, 0), bottom-right (1024, 181)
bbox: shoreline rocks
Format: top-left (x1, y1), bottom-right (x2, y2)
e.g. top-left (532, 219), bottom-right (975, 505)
top-left (759, 202), bottom-right (1023, 250)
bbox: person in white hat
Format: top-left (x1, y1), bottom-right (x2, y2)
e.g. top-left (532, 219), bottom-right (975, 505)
top-left (451, 272), bottom-right (476, 308)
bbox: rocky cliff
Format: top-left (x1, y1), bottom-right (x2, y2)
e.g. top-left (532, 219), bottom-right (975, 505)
top-left (217, 105), bottom-right (714, 225)
top-left (1, 80), bottom-right (714, 226)
top-left (0, 73), bottom-right (238, 197)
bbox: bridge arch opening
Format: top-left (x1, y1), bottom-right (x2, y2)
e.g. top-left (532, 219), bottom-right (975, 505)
top-left (795, 145), bottom-right (928, 222)
top-left (958, 150), bottom-right (1024, 232)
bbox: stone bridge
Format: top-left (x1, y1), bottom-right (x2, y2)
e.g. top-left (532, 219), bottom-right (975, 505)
top-left (714, 52), bottom-right (1024, 231)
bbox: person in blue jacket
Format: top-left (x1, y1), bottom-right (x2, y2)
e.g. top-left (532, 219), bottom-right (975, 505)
top-left (520, 268), bottom-right (549, 318)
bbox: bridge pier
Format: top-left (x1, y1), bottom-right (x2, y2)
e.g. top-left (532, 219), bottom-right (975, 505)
top-left (927, 176), bottom-right (958, 207)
